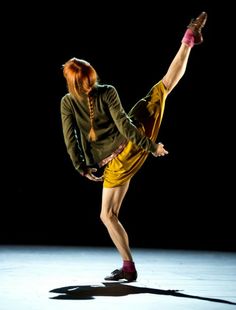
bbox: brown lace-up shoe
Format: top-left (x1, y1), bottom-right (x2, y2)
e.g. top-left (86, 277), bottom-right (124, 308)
top-left (187, 11), bottom-right (208, 45)
top-left (104, 268), bottom-right (138, 282)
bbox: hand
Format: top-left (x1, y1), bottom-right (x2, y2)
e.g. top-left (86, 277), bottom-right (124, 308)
top-left (152, 142), bottom-right (169, 157)
top-left (84, 167), bottom-right (104, 182)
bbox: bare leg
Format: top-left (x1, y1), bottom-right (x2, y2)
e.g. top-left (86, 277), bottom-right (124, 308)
top-left (163, 12), bottom-right (207, 95)
top-left (100, 181), bottom-right (133, 261)
top-left (162, 42), bottom-right (191, 95)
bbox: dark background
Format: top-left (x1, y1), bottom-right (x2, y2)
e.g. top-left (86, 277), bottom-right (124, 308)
top-left (2, 1), bottom-right (235, 251)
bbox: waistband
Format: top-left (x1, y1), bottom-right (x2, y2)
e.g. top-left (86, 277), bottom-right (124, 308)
top-left (98, 140), bottom-right (128, 167)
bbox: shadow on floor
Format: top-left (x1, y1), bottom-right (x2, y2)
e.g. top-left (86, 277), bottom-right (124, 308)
top-left (49, 282), bottom-right (236, 305)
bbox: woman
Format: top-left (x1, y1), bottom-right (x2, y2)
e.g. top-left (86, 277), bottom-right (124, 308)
top-left (60, 11), bottom-right (207, 282)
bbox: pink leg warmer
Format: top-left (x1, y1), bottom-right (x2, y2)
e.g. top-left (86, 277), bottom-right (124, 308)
top-left (181, 29), bottom-right (195, 48)
top-left (123, 260), bottom-right (136, 273)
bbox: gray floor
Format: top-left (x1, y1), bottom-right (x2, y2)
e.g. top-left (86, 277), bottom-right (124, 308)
top-left (0, 245), bottom-right (236, 310)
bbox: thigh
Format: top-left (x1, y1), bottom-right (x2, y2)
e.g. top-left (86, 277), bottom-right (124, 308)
top-left (128, 80), bottom-right (167, 139)
top-left (101, 181), bottom-right (130, 216)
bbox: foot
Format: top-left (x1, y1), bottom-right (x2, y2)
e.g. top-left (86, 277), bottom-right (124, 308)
top-left (104, 268), bottom-right (138, 282)
top-left (187, 11), bottom-right (208, 45)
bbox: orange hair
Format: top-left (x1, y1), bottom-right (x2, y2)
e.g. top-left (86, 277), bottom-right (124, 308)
top-left (63, 57), bottom-right (98, 141)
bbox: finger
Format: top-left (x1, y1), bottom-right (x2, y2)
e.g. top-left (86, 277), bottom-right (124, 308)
top-left (162, 151), bottom-right (169, 156)
top-left (91, 174), bottom-right (104, 182)
top-left (96, 176), bottom-right (104, 182)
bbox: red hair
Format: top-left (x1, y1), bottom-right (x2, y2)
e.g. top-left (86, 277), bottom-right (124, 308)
top-left (63, 58), bottom-right (98, 141)
top-left (63, 57), bottom-right (98, 99)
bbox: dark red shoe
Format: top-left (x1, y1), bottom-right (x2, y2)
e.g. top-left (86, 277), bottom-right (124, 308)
top-left (187, 11), bottom-right (208, 45)
top-left (104, 268), bottom-right (138, 282)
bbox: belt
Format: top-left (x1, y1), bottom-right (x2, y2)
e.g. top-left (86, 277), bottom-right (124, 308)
top-left (98, 140), bottom-right (128, 167)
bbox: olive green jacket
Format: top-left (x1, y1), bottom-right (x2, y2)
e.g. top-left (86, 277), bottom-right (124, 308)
top-left (60, 84), bottom-right (156, 174)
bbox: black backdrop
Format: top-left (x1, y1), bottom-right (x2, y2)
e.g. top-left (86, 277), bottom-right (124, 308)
top-left (2, 1), bottom-right (235, 251)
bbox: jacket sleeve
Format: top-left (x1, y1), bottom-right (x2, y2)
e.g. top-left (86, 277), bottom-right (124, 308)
top-left (106, 86), bottom-right (157, 153)
top-left (60, 96), bottom-right (87, 175)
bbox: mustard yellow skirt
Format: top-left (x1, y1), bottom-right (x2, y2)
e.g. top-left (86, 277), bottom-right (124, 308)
top-left (103, 80), bottom-right (167, 188)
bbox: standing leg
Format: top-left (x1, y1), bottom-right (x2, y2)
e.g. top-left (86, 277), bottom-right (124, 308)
top-left (100, 181), bottom-right (138, 281)
top-left (100, 181), bottom-right (131, 261)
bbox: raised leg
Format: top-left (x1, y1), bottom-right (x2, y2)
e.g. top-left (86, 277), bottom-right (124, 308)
top-left (162, 11), bottom-right (207, 94)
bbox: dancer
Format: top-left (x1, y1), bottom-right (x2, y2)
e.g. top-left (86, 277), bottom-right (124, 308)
top-left (60, 12), bottom-right (208, 282)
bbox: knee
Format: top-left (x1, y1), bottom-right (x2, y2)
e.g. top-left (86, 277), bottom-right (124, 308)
top-left (100, 210), bottom-right (117, 225)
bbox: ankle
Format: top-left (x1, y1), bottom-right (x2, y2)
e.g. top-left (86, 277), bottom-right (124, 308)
top-left (181, 29), bottom-right (194, 48)
top-left (123, 260), bottom-right (136, 273)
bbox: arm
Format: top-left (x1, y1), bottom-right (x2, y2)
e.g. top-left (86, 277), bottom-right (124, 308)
top-left (60, 96), bottom-right (87, 175)
top-left (61, 96), bottom-right (104, 181)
